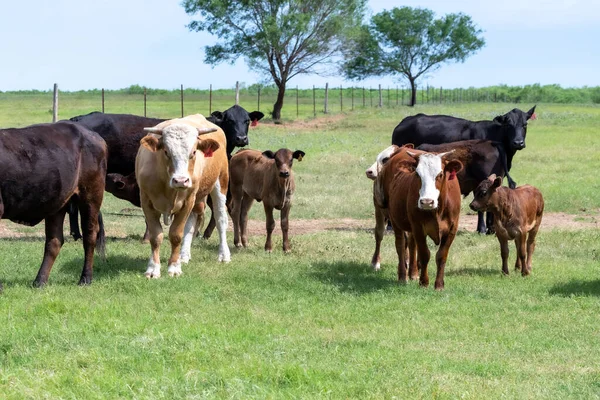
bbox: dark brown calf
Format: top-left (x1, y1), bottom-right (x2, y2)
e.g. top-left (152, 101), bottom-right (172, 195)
top-left (229, 148), bottom-right (305, 252)
top-left (469, 175), bottom-right (544, 276)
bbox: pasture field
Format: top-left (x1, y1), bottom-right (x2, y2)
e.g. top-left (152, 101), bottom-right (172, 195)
top-left (1, 100), bottom-right (600, 398)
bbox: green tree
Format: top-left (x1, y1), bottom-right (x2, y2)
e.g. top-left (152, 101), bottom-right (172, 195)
top-left (342, 7), bottom-right (485, 106)
top-left (183, 0), bottom-right (365, 121)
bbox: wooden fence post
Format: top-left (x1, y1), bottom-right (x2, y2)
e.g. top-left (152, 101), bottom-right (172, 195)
top-left (257, 86), bottom-right (261, 112)
top-left (378, 84), bottom-right (382, 107)
top-left (144, 87), bottom-right (147, 117)
top-left (362, 87), bottom-right (365, 107)
top-left (296, 85), bottom-right (299, 117)
top-left (235, 81), bottom-right (240, 105)
top-left (340, 85), bottom-right (343, 112)
top-left (180, 84), bottom-right (184, 117)
top-left (209, 84), bottom-right (212, 115)
top-left (324, 83), bottom-right (329, 114)
top-left (313, 85), bottom-right (316, 117)
top-left (52, 83), bottom-right (58, 122)
top-left (102, 88), bottom-right (105, 113)
top-left (351, 87), bottom-right (354, 110)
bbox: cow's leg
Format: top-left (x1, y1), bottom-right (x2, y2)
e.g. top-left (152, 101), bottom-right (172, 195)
top-left (280, 203), bottom-right (292, 253)
top-left (143, 206), bottom-right (163, 279)
top-left (486, 212), bottom-right (495, 235)
top-left (371, 206), bottom-right (386, 271)
top-left (498, 235), bottom-right (510, 275)
top-left (33, 209), bottom-right (67, 287)
top-left (264, 204), bottom-right (276, 253)
top-left (476, 211), bottom-right (486, 234)
top-left (408, 232), bottom-right (419, 280)
top-left (413, 228), bottom-right (430, 287)
top-left (142, 221), bottom-right (150, 243)
top-left (77, 200), bottom-right (102, 285)
top-left (68, 201), bottom-right (82, 241)
top-left (434, 231), bottom-right (457, 290)
top-left (202, 195), bottom-right (216, 240)
top-left (166, 206), bottom-right (194, 277)
top-left (240, 193), bottom-right (254, 248)
top-left (394, 228), bottom-right (408, 283)
top-left (210, 180), bottom-right (231, 262)
top-left (515, 234), bottom-right (528, 276)
top-left (526, 223), bottom-right (541, 274)
top-left (180, 212), bottom-right (197, 264)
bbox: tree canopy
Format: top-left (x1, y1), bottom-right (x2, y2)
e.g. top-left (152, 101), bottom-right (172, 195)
top-left (342, 7), bottom-right (485, 106)
top-left (183, 0), bottom-right (366, 120)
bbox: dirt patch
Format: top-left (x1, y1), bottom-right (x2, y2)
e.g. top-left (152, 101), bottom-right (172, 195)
top-left (0, 212), bottom-right (597, 240)
top-left (259, 113), bottom-right (348, 131)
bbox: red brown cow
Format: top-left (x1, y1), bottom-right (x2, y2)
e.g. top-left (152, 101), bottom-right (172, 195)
top-left (229, 148), bottom-right (305, 253)
top-left (376, 150), bottom-right (463, 289)
top-left (469, 175), bottom-right (544, 276)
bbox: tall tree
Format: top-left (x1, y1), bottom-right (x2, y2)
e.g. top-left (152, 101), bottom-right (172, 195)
top-left (342, 7), bottom-right (485, 106)
top-left (183, 0), bottom-right (365, 121)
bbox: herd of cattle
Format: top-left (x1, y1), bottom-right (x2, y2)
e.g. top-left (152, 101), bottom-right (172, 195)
top-left (0, 104), bottom-right (543, 291)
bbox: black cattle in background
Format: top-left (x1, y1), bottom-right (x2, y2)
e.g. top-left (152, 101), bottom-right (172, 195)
top-left (417, 140), bottom-right (512, 234)
top-left (0, 121), bottom-right (107, 287)
top-left (68, 105), bottom-right (264, 240)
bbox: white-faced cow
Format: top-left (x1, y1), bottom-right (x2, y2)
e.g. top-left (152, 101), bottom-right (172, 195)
top-left (135, 114), bottom-right (231, 278)
top-left (376, 149), bottom-right (463, 290)
top-left (0, 122), bottom-right (107, 287)
top-left (229, 148), bottom-right (305, 253)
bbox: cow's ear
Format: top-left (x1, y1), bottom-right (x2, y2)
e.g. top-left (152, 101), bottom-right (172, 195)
top-left (403, 143), bottom-right (415, 149)
top-left (406, 151), bottom-right (420, 162)
top-left (249, 111), bottom-right (264, 122)
top-left (492, 176), bottom-right (503, 189)
top-left (140, 136), bottom-right (162, 152)
top-left (444, 160), bottom-right (463, 175)
top-left (526, 105), bottom-right (536, 120)
top-left (293, 150), bottom-right (305, 161)
top-left (198, 139), bottom-right (220, 157)
top-left (396, 160), bottom-right (417, 173)
top-left (493, 115), bottom-right (507, 124)
top-left (262, 150), bottom-right (275, 159)
top-left (210, 111), bottom-right (223, 123)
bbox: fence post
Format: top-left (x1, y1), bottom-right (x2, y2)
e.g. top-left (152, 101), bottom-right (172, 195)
top-left (421, 88), bottom-right (424, 105)
top-left (52, 83), bottom-right (58, 122)
top-left (362, 87), bottom-right (365, 107)
top-left (401, 88), bottom-right (405, 105)
top-left (378, 84), bottom-right (382, 107)
top-left (102, 88), bottom-right (105, 113)
top-left (209, 84), bottom-right (212, 115)
top-left (313, 85), bottom-right (316, 117)
top-left (324, 83), bottom-right (329, 114)
top-left (180, 84), bottom-right (184, 117)
top-left (235, 81), bottom-right (240, 105)
top-left (439, 86), bottom-right (442, 104)
top-left (351, 87), bottom-right (354, 110)
top-left (387, 86), bottom-right (390, 106)
top-left (396, 86), bottom-right (399, 106)
top-left (144, 87), bottom-right (147, 117)
top-left (370, 87), bottom-right (373, 107)
top-left (340, 85), bottom-right (343, 112)
top-left (296, 85), bottom-right (299, 117)
top-left (257, 86), bottom-right (261, 111)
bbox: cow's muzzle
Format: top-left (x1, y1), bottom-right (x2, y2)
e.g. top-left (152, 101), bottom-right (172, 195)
top-left (171, 176), bottom-right (192, 188)
top-left (234, 136), bottom-right (249, 147)
top-left (418, 198), bottom-right (436, 210)
top-left (512, 140), bottom-right (525, 150)
top-left (279, 171), bottom-right (290, 178)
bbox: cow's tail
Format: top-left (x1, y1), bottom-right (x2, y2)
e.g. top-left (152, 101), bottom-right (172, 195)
top-left (96, 211), bottom-right (106, 261)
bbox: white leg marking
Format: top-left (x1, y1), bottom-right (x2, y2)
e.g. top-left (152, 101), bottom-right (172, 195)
top-left (372, 262), bottom-right (381, 271)
top-left (145, 259), bottom-right (161, 279)
top-left (167, 260), bottom-right (182, 277)
top-left (211, 181), bottom-right (231, 263)
top-left (180, 213), bottom-right (197, 264)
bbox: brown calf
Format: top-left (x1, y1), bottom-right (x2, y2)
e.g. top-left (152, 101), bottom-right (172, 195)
top-left (377, 150), bottom-right (463, 290)
top-left (229, 148), bottom-right (305, 253)
top-left (469, 175), bottom-right (544, 276)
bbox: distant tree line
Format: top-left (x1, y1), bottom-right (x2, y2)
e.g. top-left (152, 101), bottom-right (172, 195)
top-left (3, 84), bottom-right (600, 104)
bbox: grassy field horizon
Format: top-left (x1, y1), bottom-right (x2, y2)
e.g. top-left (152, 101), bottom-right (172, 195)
top-left (1, 99), bottom-right (599, 398)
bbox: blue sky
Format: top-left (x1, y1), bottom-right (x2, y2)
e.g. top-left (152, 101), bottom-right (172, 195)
top-left (1, 0), bottom-right (598, 91)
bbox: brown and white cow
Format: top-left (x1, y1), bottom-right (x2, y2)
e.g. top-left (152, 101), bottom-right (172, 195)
top-left (469, 175), bottom-right (544, 276)
top-left (229, 148), bottom-right (305, 253)
top-left (135, 114), bottom-right (231, 278)
top-left (376, 150), bottom-right (463, 289)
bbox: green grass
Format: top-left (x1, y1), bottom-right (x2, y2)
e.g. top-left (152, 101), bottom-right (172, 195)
top-left (1, 99), bottom-right (600, 398)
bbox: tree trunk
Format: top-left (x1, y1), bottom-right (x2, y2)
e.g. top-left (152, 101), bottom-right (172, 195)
top-left (409, 78), bottom-right (417, 107)
top-left (272, 83), bottom-right (286, 121)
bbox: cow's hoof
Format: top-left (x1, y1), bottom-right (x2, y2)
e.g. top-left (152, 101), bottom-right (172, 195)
top-left (32, 279), bottom-right (46, 289)
top-left (78, 276), bottom-right (92, 286)
top-left (218, 252), bottom-right (231, 263)
top-left (167, 265), bottom-right (182, 277)
top-left (235, 243), bottom-right (243, 248)
top-left (180, 253), bottom-right (191, 264)
top-left (145, 263), bottom-right (161, 279)
top-left (486, 229), bottom-right (495, 235)
top-left (372, 262), bottom-right (381, 271)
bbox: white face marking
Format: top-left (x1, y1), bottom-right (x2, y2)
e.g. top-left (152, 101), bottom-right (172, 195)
top-left (161, 124), bottom-right (199, 188)
top-left (366, 145), bottom-right (398, 180)
top-left (415, 153), bottom-right (444, 210)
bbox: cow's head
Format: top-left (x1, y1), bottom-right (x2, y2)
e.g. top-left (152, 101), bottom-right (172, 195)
top-left (469, 174), bottom-right (502, 212)
top-left (262, 148), bottom-right (305, 179)
top-left (493, 105), bottom-right (536, 151)
top-left (366, 144), bottom-right (415, 180)
top-left (401, 151), bottom-right (463, 210)
top-left (141, 124), bottom-right (220, 189)
top-left (210, 105), bottom-right (264, 150)
top-left (106, 172), bottom-right (141, 207)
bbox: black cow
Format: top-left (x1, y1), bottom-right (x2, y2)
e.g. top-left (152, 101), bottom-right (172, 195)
top-left (0, 122), bottom-right (107, 287)
top-left (392, 106), bottom-right (536, 233)
top-left (417, 140), bottom-right (512, 234)
top-left (68, 106), bottom-right (264, 240)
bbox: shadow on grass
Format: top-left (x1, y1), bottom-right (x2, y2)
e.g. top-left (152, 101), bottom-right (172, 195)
top-left (445, 266), bottom-right (501, 277)
top-left (549, 279), bottom-right (600, 297)
top-left (308, 261), bottom-right (400, 294)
